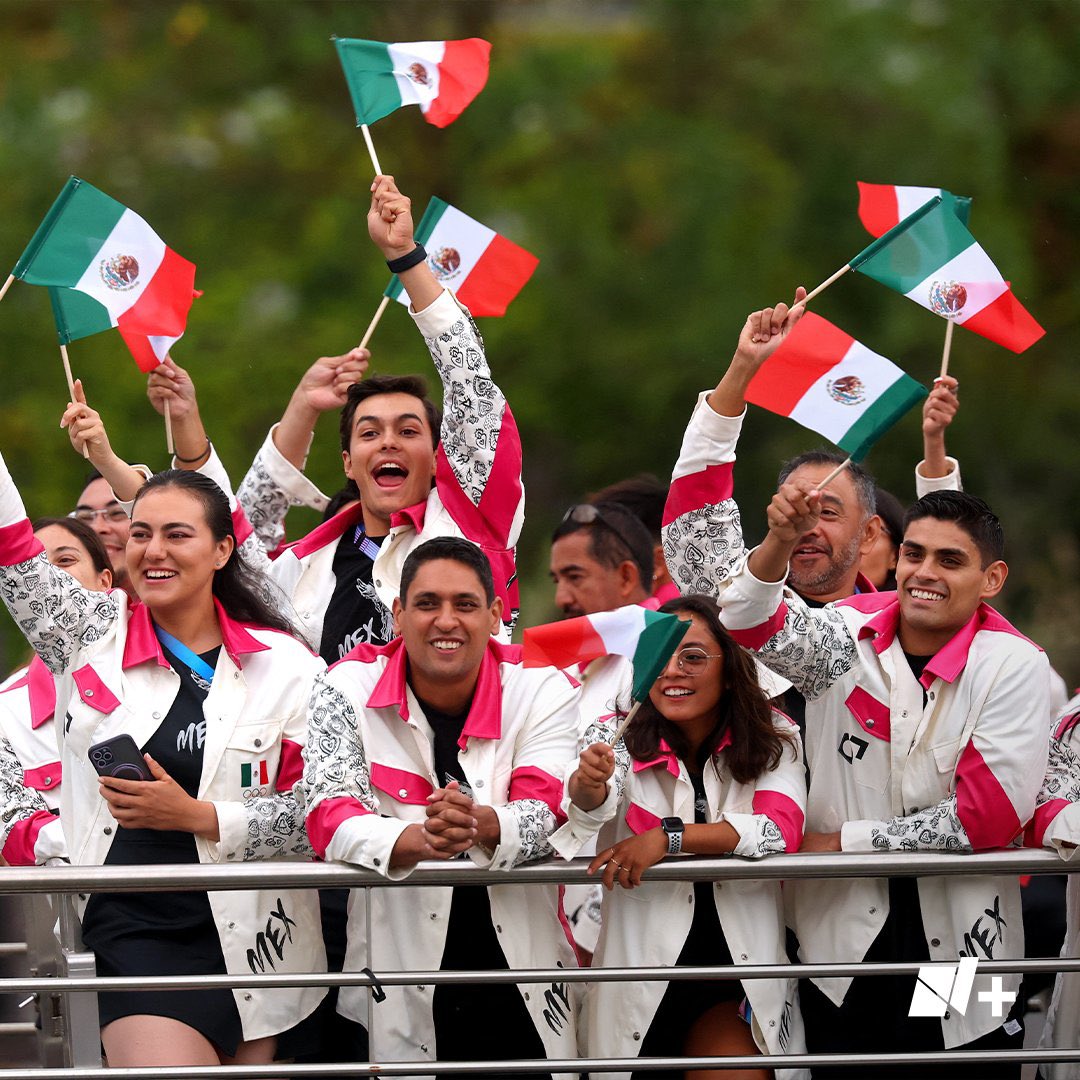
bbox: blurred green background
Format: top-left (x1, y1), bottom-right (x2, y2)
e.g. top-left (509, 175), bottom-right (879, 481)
top-left (0, 0), bottom-right (1077, 681)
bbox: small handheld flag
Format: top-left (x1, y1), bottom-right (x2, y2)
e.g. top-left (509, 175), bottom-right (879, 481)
top-left (523, 605), bottom-right (690, 704)
top-left (850, 197), bottom-right (1044, 354)
top-left (746, 312), bottom-right (927, 463)
top-left (857, 182), bottom-right (972, 238)
top-left (334, 38), bottom-right (491, 129)
top-left (385, 197), bottom-right (538, 317)
top-left (13, 177), bottom-right (200, 367)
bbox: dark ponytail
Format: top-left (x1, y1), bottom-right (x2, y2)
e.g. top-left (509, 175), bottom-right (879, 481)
top-left (133, 470), bottom-right (297, 636)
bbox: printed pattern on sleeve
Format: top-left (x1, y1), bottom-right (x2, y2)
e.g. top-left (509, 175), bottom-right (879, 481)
top-left (663, 500), bottom-right (746, 601)
top-left (301, 674), bottom-right (379, 815)
top-left (425, 312), bottom-right (503, 508)
top-left (241, 791), bottom-right (313, 860)
top-left (502, 798), bottom-right (559, 864)
top-left (745, 594), bottom-right (858, 701)
top-left (0, 735), bottom-right (50, 855)
top-left (867, 794), bottom-right (971, 851)
top-left (0, 553), bottom-right (119, 675)
top-left (237, 452), bottom-right (294, 555)
top-left (579, 720), bottom-right (632, 805)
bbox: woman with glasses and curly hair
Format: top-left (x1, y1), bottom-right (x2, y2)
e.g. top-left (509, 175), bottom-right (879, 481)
top-left (556, 594), bottom-right (807, 1080)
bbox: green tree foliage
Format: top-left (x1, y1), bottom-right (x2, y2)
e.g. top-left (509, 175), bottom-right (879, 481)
top-left (0, 0), bottom-right (1077, 678)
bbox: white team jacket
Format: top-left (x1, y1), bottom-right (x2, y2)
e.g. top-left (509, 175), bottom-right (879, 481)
top-left (551, 712), bottom-right (807, 1077)
top-left (230, 288), bottom-right (525, 649)
top-left (1026, 697), bottom-right (1080, 1078)
top-left (0, 652), bottom-right (63, 864)
top-left (300, 637), bottom-right (580, 1076)
top-left (719, 561), bottom-right (1049, 1048)
top-left (0, 461), bottom-right (328, 1041)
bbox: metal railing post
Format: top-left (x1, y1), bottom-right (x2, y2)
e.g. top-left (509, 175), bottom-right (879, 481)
top-left (56, 896), bottom-right (100, 1069)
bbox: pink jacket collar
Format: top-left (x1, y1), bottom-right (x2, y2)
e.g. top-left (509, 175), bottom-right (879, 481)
top-left (366, 637), bottom-right (515, 749)
top-left (0, 657), bottom-right (57, 730)
top-left (631, 730), bottom-right (732, 775)
top-left (856, 600), bottom-right (1027, 687)
top-left (122, 599), bottom-right (271, 672)
top-left (285, 501), bottom-right (366, 560)
top-left (390, 499), bottom-right (427, 533)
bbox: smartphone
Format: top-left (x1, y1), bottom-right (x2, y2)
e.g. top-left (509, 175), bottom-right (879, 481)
top-left (88, 734), bottom-right (152, 782)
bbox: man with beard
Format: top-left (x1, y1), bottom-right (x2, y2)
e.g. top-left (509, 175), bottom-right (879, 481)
top-left (662, 288), bottom-right (881, 613)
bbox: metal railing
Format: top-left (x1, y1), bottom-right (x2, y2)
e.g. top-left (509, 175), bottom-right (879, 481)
top-left (0, 847), bottom-right (1076, 1076)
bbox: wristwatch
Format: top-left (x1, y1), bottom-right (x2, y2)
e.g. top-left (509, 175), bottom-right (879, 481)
top-left (661, 816), bottom-right (685, 855)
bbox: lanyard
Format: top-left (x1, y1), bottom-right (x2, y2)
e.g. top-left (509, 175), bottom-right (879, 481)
top-left (154, 625), bottom-right (217, 684)
top-left (353, 524), bottom-right (382, 562)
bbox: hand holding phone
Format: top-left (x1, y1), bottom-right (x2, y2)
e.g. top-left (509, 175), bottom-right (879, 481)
top-left (88, 735), bottom-right (152, 782)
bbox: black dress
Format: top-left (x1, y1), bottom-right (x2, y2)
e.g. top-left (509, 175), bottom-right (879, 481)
top-left (81, 645), bottom-right (246, 1057)
top-left (633, 769), bottom-right (740, 1080)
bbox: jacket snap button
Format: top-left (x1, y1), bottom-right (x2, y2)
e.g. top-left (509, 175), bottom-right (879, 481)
top-left (373, 857), bottom-right (381, 867)
top-left (496, 924), bottom-right (502, 933)
top-left (375, 579), bottom-right (382, 588)
top-left (399, 788), bottom-right (409, 798)
top-left (244, 993), bottom-right (252, 1002)
top-left (869, 907), bottom-right (876, 915)
top-left (44, 777), bottom-right (52, 786)
top-left (740, 953), bottom-right (748, 961)
top-left (931, 938), bottom-right (940, 947)
top-left (866, 718), bottom-right (875, 727)
top-left (103, 827), bottom-right (112, 835)
top-left (523, 992), bottom-right (529, 1001)
top-left (228, 922), bottom-right (236, 930)
top-left (430, 913), bottom-right (438, 920)
top-left (632, 1032), bottom-right (641, 1041)
top-left (475, 779), bottom-right (484, 788)
top-left (254, 739), bottom-right (262, 748)
top-left (153, 712), bottom-right (161, 720)
top-left (770, 1020), bottom-right (776, 1027)
top-left (420, 1044), bottom-right (428, 1054)
top-left (84, 689), bottom-right (93, 697)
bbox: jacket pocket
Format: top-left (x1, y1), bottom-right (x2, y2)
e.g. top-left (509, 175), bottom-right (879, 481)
top-left (844, 687), bottom-right (891, 741)
top-left (370, 762), bottom-right (433, 806)
top-left (227, 724), bottom-right (280, 798)
top-left (931, 737), bottom-right (962, 775)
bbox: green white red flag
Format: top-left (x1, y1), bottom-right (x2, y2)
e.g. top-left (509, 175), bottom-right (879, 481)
top-left (48, 286), bottom-right (183, 372)
top-left (857, 182), bottom-right (972, 237)
top-left (385, 197), bottom-right (538, 317)
top-left (523, 605), bottom-right (689, 703)
top-left (334, 38), bottom-right (490, 128)
top-left (746, 312), bottom-right (927, 463)
top-left (850, 196), bottom-right (1044, 353)
top-left (13, 177), bottom-right (199, 371)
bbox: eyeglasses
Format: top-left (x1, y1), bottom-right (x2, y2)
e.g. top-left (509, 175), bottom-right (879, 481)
top-left (672, 648), bottom-right (724, 676)
top-left (71, 506), bottom-right (129, 525)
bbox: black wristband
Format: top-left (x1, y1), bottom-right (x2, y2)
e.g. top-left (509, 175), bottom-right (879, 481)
top-left (386, 243), bottom-right (427, 274)
top-left (174, 438), bottom-right (211, 464)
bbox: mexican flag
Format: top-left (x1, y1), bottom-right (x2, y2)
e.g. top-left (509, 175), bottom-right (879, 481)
top-left (334, 38), bottom-right (491, 128)
top-left (385, 197), bottom-right (538, 317)
top-left (857, 182), bottom-right (972, 238)
top-left (48, 286), bottom-right (184, 372)
top-left (746, 312), bottom-right (927, 463)
top-left (850, 196), bottom-right (1044, 353)
top-left (13, 177), bottom-right (199, 369)
top-left (523, 605), bottom-right (690, 702)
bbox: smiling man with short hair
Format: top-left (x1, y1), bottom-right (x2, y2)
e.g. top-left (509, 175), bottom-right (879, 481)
top-left (301, 536), bottom-right (579, 1075)
top-left (718, 487), bottom-right (1050, 1078)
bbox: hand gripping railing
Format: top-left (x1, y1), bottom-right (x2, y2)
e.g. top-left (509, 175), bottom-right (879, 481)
top-left (0, 847), bottom-right (1077, 1076)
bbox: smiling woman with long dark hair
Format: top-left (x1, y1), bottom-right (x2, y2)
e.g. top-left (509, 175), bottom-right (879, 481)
top-left (557, 594), bottom-right (807, 1079)
top-left (0, 427), bottom-right (328, 1070)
